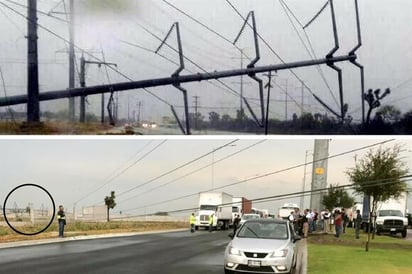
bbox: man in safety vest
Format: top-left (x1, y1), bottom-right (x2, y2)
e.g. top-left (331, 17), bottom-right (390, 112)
top-left (209, 213), bottom-right (214, 232)
top-left (57, 205), bottom-right (66, 237)
top-left (190, 212), bottom-right (196, 233)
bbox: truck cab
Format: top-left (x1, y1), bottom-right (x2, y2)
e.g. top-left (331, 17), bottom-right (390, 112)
top-left (376, 209), bottom-right (408, 238)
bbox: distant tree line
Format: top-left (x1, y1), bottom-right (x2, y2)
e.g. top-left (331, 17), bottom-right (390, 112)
top-left (186, 103), bottom-right (412, 134)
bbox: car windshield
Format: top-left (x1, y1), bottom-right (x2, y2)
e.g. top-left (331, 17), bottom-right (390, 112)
top-left (378, 210), bottom-right (403, 217)
top-left (237, 222), bottom-right (288, 239)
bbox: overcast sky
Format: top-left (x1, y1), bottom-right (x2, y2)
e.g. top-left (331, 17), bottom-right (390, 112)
top-left (2, 137), bottom-right (412, 217)
top-left (0, 0), bottom-right (411, 123)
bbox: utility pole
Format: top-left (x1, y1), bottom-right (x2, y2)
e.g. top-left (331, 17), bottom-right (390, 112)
top-left (301, 81), bottom-right (304, 116)
top-left (137, 101), bottom-right (142, 123)
top-left (283, 79), bottom-right (288, 121)
top-left (231, 49), bottom-right (250, 117)
top-left (263, 72), bottom-right (276, 135)
top-left (27, 0), bottom-right (40, 122)
top-left (68, 0), bottom-right (75, 122)
top-left (193, 95), bottom-right (199, 129)
top-left (79, 55), bottom-right (86, 123)
top-left (79, 56), bottom-right (117, 123)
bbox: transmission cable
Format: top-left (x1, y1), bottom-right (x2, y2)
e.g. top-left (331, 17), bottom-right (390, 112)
top-left (118, 139), bottom-right (266, 203)
top-left (84, 140), bottom-right (168, 206)
top-left (279, 0), bottom-right (339, 109)
top-left (115, 139), bottom-right (239, 202)
top-left (120, 138), bottom-right (395, 213)
top-left (0, 1), bottom-right (173, 108)
top-left (225, 0), bottom-right (339, 117)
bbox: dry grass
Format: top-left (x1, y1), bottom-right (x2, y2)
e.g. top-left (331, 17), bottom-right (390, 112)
top-left (0, 221), bottom-right (188, 243)
top-left (0, 121), bottom-right (121, 135)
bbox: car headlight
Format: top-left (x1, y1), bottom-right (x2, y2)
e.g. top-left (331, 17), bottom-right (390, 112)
top-left (229, 247), bottom-right (241, 256)
top-left (271, 249), bottom-right (288, 257)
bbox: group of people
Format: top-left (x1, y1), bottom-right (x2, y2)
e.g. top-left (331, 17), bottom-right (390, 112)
top-left (288, 207), bottom-right (363, 239)
top-left (288, 208), bottom-right (320, 238)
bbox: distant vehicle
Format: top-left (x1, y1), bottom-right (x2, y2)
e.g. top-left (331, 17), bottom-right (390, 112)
top-left (139, 121), bottom-right (157, 128)
top-left (361, 192), bottom-right (408, 234)
top-left (195, 192), bottom-right (233, 230)
top-left (278, 203), bottom-right (299, 220)
top-left (224, 219), bottom-right (301, 274)
top-left (239, 213), bottom-right (260, 225)
top-left (232, 197), bottom-right (252, 222)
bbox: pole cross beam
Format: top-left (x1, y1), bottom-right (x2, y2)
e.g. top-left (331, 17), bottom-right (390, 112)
top-left (0, 54), bottom-right (357, 108)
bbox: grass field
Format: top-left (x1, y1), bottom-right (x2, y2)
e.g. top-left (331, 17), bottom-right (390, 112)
top-left (307, 228), bottom-right (412, 274)
top-left (0, 221), bottom-right (188, 243)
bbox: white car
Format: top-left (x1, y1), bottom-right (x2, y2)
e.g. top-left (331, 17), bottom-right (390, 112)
top-left (224, 219), bottom-right (300, 274)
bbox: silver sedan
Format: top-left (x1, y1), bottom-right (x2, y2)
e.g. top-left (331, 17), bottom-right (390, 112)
top-left (224, 219), bottom-right (300, 274)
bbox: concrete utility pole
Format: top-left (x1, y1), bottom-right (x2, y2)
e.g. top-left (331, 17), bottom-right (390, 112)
top-left (27, 0), bottom-right (40, 122)
top-left (68, 0), bottom-right (75, 122)
top-left (310, 139), bottom-right (329, 212)
top-left (193, 95), bottom-right (199, 129)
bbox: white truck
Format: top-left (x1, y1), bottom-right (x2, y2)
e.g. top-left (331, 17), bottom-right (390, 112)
top-left (375, 193), bottom-right (408, 238)
top-left (361, 192), bottom-right (408, 237)
top-left (278, 203), bottom-right (299, 220)
top-left (195, 192), bottom-right (233, 230)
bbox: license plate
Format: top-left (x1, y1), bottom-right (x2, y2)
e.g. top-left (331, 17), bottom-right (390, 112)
top-left (390, 228), bottom-right (396, 232)
top-left (248, 260), bottom-right (261, 267)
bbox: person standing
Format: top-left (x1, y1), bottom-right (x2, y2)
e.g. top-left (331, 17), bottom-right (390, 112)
top-left (190, 212), bottom-right (196, 233)
top-left (302, 209), bottom-right (309, 238)
top-left (209, 213), bottom-right (214, 232)
top-left (334, 209), bottom-right (343, 238)
top-left (233, 214), bottom-right (241, 234)
top-left (57, 205), bottom-right (66, 238)
top-left (355, 209), bottom-right (362, 239)
top-left (323, 209), bottom-right (331, 233)
top-left (342, 208), bottom-right (349, 233)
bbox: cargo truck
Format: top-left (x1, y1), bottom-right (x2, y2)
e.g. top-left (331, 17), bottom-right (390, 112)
top-left (232, 197), bottom-right (252, 219)
top-left (278, 203), bottom-right (299, 220)
top-left (195, 192), bottom-right (233, 230)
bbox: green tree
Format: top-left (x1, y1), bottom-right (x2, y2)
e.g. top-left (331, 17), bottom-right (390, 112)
top-left (322, 184), bottom-right (355, 210)
top-left (104, 191), bottom-right (117, 222)
top-left (346, 145), bottom-right (408, 251)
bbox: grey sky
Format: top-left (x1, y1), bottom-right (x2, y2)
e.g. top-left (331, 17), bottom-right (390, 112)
top-left (1, 137), bottom-right (411, 217)
top-left (0, 0), bottom-right (411, 123)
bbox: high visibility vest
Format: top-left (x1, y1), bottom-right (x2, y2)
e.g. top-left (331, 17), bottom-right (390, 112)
top-left (209, 215), bottom-right (214, 225)
top-left (190, 215), bottom-right (196, 224)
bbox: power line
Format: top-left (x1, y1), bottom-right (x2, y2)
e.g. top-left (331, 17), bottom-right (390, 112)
top-left (135, 21), bottom-right (241, 98)
top-left (225, 0), bottom-right (339, 118)
top-left (160, 0), bottom-right (252, 61)
top-left (116, 139), bottom-right (239, 203)
top-left (279, 0), bottom-right (339, 109)
top-left (119, 139), bottom-right (395, 214)
top-left (119, 139), bottom-right (266, 202)
top-left (0, 1), bottom-right (173, 108)
top-left (115, 174), bottom-right (412, 218)
top-left (77, 140), bottom-right (166, 205)
top-left (4, 0), bottom-right (69, 23)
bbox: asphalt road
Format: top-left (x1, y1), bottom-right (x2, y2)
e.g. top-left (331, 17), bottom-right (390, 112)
top-left (0, 229), bottom-right (305, 274)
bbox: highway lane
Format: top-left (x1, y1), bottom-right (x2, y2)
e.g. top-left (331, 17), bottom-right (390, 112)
top-left (0, 229), bottom-right (305, 274)
top-left (0, 230), bottom-right (231, 274)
